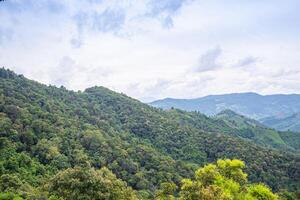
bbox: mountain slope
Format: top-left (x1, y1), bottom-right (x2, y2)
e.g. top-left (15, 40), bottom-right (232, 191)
top-left (0, 68), bottom-right (299, 197)
top-left (261, 112), bottom-right (300, 132)
top-left (278, 131), bottom-right (300, 151)
top-left (150, 92), bottom-right (300, 119)
top-left (215, 109), bottom-right (300, 150)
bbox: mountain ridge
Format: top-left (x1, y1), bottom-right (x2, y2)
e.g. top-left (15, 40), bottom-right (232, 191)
top-left (150, 92), bottom-right (300, 120)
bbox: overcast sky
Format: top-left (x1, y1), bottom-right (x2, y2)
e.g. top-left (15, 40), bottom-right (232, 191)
top-left (1, 0), bottom-right (300, 102)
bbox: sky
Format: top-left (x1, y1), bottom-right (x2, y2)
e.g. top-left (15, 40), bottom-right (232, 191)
top-left (1, 0), bottom-right (300, 102)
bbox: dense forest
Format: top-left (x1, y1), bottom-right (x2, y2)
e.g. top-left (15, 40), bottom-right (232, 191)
top-left (0, 68), bottom-right (299, 199)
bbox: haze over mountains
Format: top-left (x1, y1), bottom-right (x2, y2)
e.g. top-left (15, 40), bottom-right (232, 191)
top-left (150, 93), bottom-right (300, 132)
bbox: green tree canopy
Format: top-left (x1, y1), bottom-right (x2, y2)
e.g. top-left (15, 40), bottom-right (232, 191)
top-left (49, 166), bottom-right (137, 200)
top-left (157, 159), bottom-right (279, 200)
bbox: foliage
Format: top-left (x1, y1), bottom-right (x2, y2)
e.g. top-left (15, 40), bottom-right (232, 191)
top-left (0, 68), bottom-right (299, 199)
top-left (49, 166), bottom-right (137, 200)
top-left (157, 159), bottom-right (279, 200)
top-left (215, 109), bottom-right (299, 150)
top-left (156, 182), bottom-right (177, 200)
top-left (0, 192), bottom-right (23, 200)
top-left (261, 112), bottom-right (300, 133)
top-left (278, 131), bottom-right (300, 151)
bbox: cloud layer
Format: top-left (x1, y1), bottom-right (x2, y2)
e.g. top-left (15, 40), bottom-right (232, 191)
top-left (1, 0), bottom-right (300, 102)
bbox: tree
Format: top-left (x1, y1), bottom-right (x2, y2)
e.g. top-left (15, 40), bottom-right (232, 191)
top-left (156, 182), bottom-right (177, 200)
top-left (0, 175), bottom-right (22, 193)
top-left (156, 159), bottom-right (279, 200)
top-left (49, 166), bottom-right (137, 200)
top-left (245, 184), bottom-right (279, 200)
top-left (0, 192), bottom-right (23, 200)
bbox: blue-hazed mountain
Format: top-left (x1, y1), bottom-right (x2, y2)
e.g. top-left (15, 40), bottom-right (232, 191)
top-left (149, 92), bottom-right (300, 120)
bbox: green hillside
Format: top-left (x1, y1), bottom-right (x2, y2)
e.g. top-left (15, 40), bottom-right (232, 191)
top-left (278, 131), bottom-right (300, 151)
top-left (0, 68), bottom-right (299, 199)
top-left (261, 113), bottom-right (300, 132)
top-left (215, 109), bottom-right (300, 150)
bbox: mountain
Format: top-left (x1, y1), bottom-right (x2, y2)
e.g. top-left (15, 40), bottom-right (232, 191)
top-left (215, 109), bottom-right (264, 128)
top-left (0, 68), bottom-right (299, 199)
top-left (261, 112), bottom-right (300, 132)
top-left (215, 109), bottom-right (300, 150)
top-left (150, 92), bottom-right (300, 119)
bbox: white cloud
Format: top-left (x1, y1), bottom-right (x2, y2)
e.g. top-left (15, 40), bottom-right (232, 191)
top-left (0, 0), bottom-right (300, 101)
top-left (234, 56), bottom-right (259, 68)
top-left (192, 46), bottom-right (222, 72)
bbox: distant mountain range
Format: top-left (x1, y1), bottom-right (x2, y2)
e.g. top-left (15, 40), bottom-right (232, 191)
top-left (150, 92), bottom-right (300, 132)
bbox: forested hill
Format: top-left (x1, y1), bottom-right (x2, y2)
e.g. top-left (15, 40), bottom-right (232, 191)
top-left (0, 68), bottom-right (299, 199)
top-left (215, 109), bottom-right (300, 150)
top-left (261, 112), bottom-right (300, 132)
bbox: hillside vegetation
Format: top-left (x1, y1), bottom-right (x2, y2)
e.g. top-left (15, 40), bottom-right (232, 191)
top-left (156, 159), bottom-right (286, 200)
top-left (261, 113), bottom-right (300, 132)
top-left (0, 68), bottom-right (299, 199)
top-left (215, 109), bottom-right (300, 150)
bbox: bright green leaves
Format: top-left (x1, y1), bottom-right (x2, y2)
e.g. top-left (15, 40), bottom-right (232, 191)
top-left (195, 164), bottom-right (218, 186)
top-left (216, 159), bottom-right (247, 185)
top-left (245, 184), bottom-right (279, 200)
top-left (156, 159), bottom-right (279, 200)
top-left (0, 192), bottom-right (23, 200)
